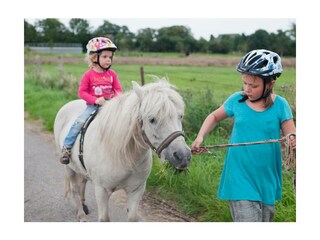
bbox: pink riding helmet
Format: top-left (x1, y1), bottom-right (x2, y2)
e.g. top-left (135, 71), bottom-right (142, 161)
top-left (86, 37), bottom-right (117, 55)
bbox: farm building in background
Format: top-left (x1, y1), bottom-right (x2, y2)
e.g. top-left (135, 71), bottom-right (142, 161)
top-left (25, 43), bottom-right (82, 54)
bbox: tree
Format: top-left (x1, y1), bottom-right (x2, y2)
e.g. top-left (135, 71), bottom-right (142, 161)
top-left (233, 34), bottom-right (248, 53)
top-left (93, 21), bottom-right (135, 51)
top-left (135, 28), bottom-right (157, 52)
top-left (216, 34), bottom-right (235, 54)
top-left (156, 25), bottom-right (196, 52)
top-left (114, 25), bottom-right (135, 51)
top-left (287, 23), bottom-right (296, 56)
top-left (35, 18), bottom-right (71, 45)
top-left (196, 37), bottom-right (209, 53)
top-left (94, 20), bottom-right (121, 37)
top-left (69, 18), bottom-right (91, 35)
top-left (208, 35), bottom-right (218, 53)
top-left (69, 18), bottom-right (92, 52)
top-left (287, 23), bottom-right (296, 41)
top-left (24, 20), bottom-right (39, 43)
top-left (248, 29), bottom-right (270, 50)
top-left (270, 30), bottom-right (292, 56)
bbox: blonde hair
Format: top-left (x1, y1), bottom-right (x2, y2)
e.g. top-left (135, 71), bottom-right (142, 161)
top-left (240, 74), bottom-right (275, 108)
top-left (263, 77), bottom-right (275, 108)
top-left (85, 53), bottom-right (98, 68)
top-left (85, 50), bottom-right (115, 68)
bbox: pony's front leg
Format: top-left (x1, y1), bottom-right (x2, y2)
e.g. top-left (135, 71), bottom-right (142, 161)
top-left (94, 185), bottom-right (111, 221)
top-left (127, 182), bottom-right (146, 222)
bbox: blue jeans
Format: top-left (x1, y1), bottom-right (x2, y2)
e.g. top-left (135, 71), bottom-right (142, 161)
top-left (63, 104), bottom-right (99, 149)
top-left (229, 200), bottom-right (275, 222)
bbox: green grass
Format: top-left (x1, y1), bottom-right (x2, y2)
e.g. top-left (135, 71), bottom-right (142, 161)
top-left (24, 77), bottom-right (70, 131)
top-left (25, 62), bottom-right (295, 106)
top-left (24, 57), bottom-right (296, 222)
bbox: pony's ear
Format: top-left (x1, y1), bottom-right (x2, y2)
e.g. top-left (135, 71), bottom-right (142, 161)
top-left (132, 81), bottom-right (144, 99)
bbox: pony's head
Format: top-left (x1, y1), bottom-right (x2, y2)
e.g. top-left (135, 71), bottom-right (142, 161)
top-left (132, 78), bottom-right (191, 170)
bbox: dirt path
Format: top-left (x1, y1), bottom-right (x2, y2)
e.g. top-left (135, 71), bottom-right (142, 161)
top-left (24, 119), bottom-right (195, 222)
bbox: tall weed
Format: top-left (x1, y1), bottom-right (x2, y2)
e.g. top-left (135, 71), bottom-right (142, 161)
top-left (181, 88), bottom-right (232, 140)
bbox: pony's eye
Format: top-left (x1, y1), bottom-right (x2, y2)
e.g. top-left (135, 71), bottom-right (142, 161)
top-left (149, 118), bottom-right (156, 124)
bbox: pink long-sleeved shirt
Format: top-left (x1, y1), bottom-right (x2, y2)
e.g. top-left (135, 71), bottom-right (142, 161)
top-left (78, 68), bottom-right (122, 105)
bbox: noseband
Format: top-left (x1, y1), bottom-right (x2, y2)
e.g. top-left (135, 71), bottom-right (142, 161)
top-left (140, 121), bottom-right (184, 158)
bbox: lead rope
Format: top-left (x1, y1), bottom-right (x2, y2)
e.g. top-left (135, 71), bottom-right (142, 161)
top-left (192, 133), bottom-right (296, 192)
top-left (283, 133), bottom-right (296, 193)
top-left (283, 133), bottom-right (296, 170)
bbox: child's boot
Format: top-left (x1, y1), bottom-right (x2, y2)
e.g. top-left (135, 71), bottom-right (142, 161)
top-left (60, 146), bottom-right (71, 164)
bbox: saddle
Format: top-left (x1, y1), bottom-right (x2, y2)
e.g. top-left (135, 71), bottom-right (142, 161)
top-left (78, 107), bottom-right (99, 170)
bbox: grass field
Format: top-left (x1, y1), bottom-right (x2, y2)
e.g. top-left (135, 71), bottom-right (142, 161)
top-left (24, 54), bottom-right (296, 221)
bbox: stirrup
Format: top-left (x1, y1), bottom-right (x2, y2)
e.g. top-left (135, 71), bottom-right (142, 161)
top-left (60, 147), bottom-right (71, 164)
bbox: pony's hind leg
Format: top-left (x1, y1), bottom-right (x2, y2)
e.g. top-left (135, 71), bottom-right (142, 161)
top-left (65, 167), bottom-right (87, 222)
top-left (78, 176), bottom-right (89, 214)
top-left (94, 185), bottom-right (111, 221)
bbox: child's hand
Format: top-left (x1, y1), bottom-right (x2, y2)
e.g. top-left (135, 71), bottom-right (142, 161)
top-left (95, 97), bottom-right (105, 106)
top-left (191, 136), bottom-right (204, 151)
top-left (289, 134), bottom-right (296, 149)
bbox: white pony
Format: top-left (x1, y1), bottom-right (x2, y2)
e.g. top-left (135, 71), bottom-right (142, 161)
top-left (54, 79), bottom-right (192, 221)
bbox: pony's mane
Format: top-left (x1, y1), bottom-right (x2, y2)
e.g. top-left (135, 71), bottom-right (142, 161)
top-left (139, 79), bottom-right (184, 127)
top-left (98, 77), bottom-right (185, 165)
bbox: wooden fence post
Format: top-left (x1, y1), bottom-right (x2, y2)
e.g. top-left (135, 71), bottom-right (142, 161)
top-left (58, 56), bottom-right (63, 82)
top-left (140, 66), bottom-right (145, 86)
top-left (35, 55), bottom-right (41, 79)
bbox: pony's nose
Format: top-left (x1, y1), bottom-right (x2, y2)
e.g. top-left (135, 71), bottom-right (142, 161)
top-left (173, 151), bottom-right (183, 161)
top-left (173, 151), bottom-right (191, 169)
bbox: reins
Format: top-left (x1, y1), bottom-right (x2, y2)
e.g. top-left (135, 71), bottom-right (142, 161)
top-left (78, 107), bottom-right (99, 170)
top-left (192, 133), bottom-right (296, 171)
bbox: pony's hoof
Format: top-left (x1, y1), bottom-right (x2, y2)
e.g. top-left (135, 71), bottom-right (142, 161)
top-left (82, 203), bottom-right (89, 215)
top-left (78, 211), bottom-right (88, 222)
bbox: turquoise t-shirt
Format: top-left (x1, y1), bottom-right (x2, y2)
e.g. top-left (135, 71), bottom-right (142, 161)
top-left (218, 92), bottom-right (293, 205)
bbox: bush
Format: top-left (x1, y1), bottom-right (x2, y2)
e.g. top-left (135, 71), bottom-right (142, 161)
top-left (181, 89), bottom-right (232, 141)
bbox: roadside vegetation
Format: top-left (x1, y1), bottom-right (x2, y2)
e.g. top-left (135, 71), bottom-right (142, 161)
top-left (24, 53), bottom-right (296, 221)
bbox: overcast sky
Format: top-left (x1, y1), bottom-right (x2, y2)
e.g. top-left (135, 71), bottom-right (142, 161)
top-left (26, 18), bottom-right (295, 40)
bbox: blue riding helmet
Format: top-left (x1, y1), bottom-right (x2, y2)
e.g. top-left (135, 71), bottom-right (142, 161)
top-left (237, 49), bottom-right (282, 80)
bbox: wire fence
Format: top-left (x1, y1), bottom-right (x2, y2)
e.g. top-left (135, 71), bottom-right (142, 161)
top-left (25, 43), bottom-right (82, 54)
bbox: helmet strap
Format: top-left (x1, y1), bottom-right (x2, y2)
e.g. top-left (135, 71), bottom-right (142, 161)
top-left (94, 54), bottom-right (112, 72)
top-left (249, 81), bottom-right (271, 103)
top-left (238, 81), bottom-right (271, 103)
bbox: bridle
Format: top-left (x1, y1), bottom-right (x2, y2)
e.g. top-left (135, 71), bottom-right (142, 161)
top-left (140, 121), bottom-right (185, 158)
